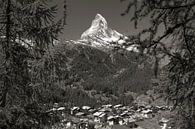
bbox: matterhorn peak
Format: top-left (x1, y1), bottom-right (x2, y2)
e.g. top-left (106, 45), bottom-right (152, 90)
top-left (81, 13), bottom-right (108, 39)
top-left (93, 13), bottom-right (108, 29)
top-left (78, 14), bottom-right (139, 52)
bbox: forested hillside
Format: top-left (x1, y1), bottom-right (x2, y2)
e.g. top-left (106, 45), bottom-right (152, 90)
top-left (31, 41), bottom-right (153, 106)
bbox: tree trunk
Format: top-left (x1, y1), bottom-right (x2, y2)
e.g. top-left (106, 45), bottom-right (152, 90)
top-left (0, 0), bottom-right (11, 107)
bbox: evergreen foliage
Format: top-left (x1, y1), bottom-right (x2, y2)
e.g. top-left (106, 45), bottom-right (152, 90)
top-left (0, 0), bottom-right (65, 128)
top-left (122, 0), bottom-right (195, 128)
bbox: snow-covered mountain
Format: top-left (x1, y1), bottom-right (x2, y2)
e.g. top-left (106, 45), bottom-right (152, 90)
top-left (77, 14), bottom-right (139, 52)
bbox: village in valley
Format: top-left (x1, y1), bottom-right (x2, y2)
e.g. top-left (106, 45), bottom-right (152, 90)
top-left (48, 100), bottom-right (173, 129)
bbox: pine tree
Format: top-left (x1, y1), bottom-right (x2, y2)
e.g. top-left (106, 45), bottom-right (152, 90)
top-left (0, 0), bottom-right (66, 128)
top-left (121, 0), bottom-right (195, 128)
top-left (0, 0), bottom-right (64, 105)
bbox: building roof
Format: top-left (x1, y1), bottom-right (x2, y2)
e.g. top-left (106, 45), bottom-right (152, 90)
top-left (75, 112), bottom-right (85, 116)
top-left (71, 106), bottom-right (80, 111)
top-left (82, 106), bottom-right (91, 110)
top-left (93, 111), bottom-right (104, 116)
top-left (102, 104), bottom-right (112, 108)
top-left (47, 108), bottom-right (57, 112)
top-left (141, 109), bottom-right (153, 114)
top-left (99, 113), bottom-right (106, 118)
top-left (114, 104), bottom-right (123, 108)
top-left (57, 107), bottom-right (65, 111)
top-left (107, 116), bottom-right (114, 120)
top-left (99, 108), bottom-right (111, 112)
top-left (159, 118), bottom-right (169, 123)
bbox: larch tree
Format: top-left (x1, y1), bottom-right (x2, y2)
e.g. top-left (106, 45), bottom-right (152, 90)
top-left (121, 0), bottom-right (195, 128)
top-left (0, 0), bottom-right (66, 128)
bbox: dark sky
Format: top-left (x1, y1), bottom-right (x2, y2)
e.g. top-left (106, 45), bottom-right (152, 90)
top-left (52, 0), bottom-right (146, 40)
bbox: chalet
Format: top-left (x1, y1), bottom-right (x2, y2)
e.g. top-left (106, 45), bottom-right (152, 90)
top-left (99, 107), bottom-right (112, 113)
top-left (100, 113), bottom-right (107, 123)
top-left (75, 112), bottom-right (86, 118)
top-left (57, 107), bottom-right (65, 111)
top-left (102, 104), bottom-right (112, 108)
top-left (120, 106), bottom-right (129, 111)
top-left (159, 117), bottom-right (169, 125)
top-left (127, 117), bottom-right (137, 128)
top-left (47, 108), bottom-right (57, 112)
top-left (93, 111), bottom-right (102, 122)
top-left (93, 111), bottom-right (103, 117)
top-left (93, 112), bottom-right (106, 123)
top-left (81, 106), bottom-right (91, 115)
top-left (120, 111), bottom-right (129, 117)
top-left (119, 117), bottom-right (125, 125)
top-left (114, 104), bottom-right (123, 109)
top-left (141, 109), bottom-right (153, 118)
top-left (88, 108), bottom-right (97, 113)
top-left (141, 109), bottom-right (152, 114)
top-left (64, 121), bottom-right (75, 128)
top-left (71, 106), bottom-right (80, 115)
top-left (156, 105), bottom-right (167, 111)
top-left (159, 118), bottom-right (170, 129)
top-left (108, 115), bottom-right (121, 125)
top-left (82, 106), bottom-right (91, 110)
top-left (107, 116), bottom-right (115, 126)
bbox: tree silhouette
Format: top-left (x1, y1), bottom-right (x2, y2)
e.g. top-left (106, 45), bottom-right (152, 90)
top-left (0, 0), bottom-right (66, 128)
top-left (122, 0), bottom-right (195, 128)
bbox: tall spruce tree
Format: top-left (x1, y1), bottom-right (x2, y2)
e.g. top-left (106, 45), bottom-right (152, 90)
top-left (121, 0), bottom-right (195, 128)
top-left (0, 0), bottom-right (65, 128)
top-left (0, 0), bottom-right (64, 106)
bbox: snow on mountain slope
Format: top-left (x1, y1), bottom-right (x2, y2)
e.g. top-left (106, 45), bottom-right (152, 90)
top-left (77, 14), bottom-right (139, 52)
